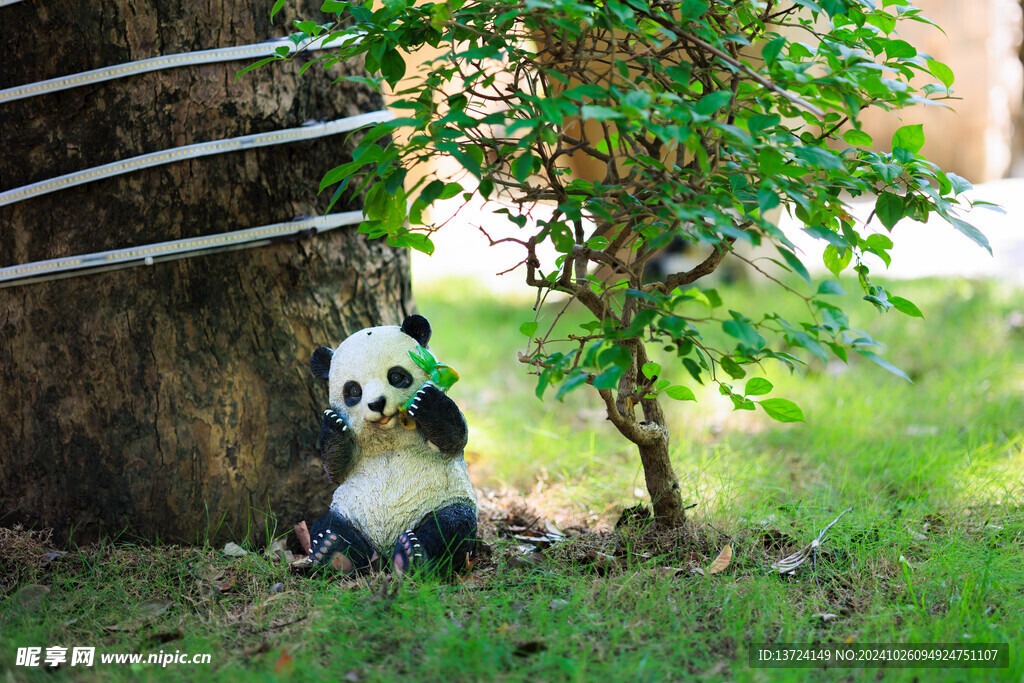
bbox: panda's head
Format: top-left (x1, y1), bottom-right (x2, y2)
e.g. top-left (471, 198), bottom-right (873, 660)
top-left (310, 314), bottom-right (432, 432)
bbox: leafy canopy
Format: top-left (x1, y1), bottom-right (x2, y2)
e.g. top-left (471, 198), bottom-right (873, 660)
top-left (260, 0), bottom-right (992, 424)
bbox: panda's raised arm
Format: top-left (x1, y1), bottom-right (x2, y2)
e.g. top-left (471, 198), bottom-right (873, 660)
top-left (318, 408), bottom-right (359, 482)
top-left (406, 384), bottom-right (469, 456)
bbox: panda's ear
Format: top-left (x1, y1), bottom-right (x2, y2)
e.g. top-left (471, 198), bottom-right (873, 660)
top-left (400, 314), bottom-right (431, 346)
top-left (310, 346), bottom-right (334, 379)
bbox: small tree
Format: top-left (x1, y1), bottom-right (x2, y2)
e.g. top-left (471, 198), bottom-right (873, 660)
top-left (260, 0), bottom-right (993, 528)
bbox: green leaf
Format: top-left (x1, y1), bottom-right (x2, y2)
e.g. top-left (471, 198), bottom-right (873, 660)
top-left (321, 0), bottom-right (347, 11)
top-left (842, 129), bottom-right (873, 147)
top-left (582, 105), bottom-right (624, 121)
top-left (892, 124), bottom-right (925, 154)
top-left (520, 321), bottom-right (539, 337)
top-left (387, 231), bottom-right (434, 255)
top-left (665, 385), bottom-right (696, 401)
top-left (695, 90), bottom-right (732, 116)
top-left (748, 113), bottom-right (780, 136)
top-left (884, 39), bottom-right (917, 59)
top-left (948, 217), bottom-right (993, 254)
top-left (777, 247), bottom-right (811, 285)
top-left (512, 154), bottom-right (534, 182)
top-left (641, 362), bottom-right (662, 379)
top-left (555, 372), bottom-right (589, 400)
top-left (271, 0), bottom-right (288, 19)
top-left (946, 173), bottom-right (972, 195)
top-left (823, 245), bottom-right (852, 277)
top-left (762, 36), bottom-right (786, 66)
top-left (593, 366), bottom-right (623, 390)
top-left (235, 56), bottom-right (280, 81)
top-left (927, 58), bottom-right (955, 87)
top-left (758, 398), bottom-right (805, 423)
top-left (889, 296), bottom-right (924, 318)
top-left (817, 280), bottom-right (846, 296)
top-left (856, 349), bottom-right (911, 382)
top-left (875, 191), bottom-right (904, 230)
top-left (438, 182), bottom-right (464, 200)
top-left (720, 356), bottom-right (746, 379)
top-left (802, 225), bottom-right (849, 248)
top-left (723, 320), bottom-right (766, 351)
top-left (744, 377), bottom-right (773, 396)
top-left (381, 50), bottom-right (406, 89)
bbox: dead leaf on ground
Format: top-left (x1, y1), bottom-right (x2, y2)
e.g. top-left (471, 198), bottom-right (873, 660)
top-left (193, 564), bottom-right (223, 583)
top-left (222, 542), bottom-right (247, 557)
top-left (137, 598), bottom-right (172, 618)
top-left (273, 649), bottom-right (294, 674)
top-left (41, 551), bottom-right (67, 565)
top-left (508, 550), bottom-right (547, 570)
top-left (290, 558), bottom-right (313, 574)
top-left (707, 544), bottom-right (732, 575)
top-left (814, 612), bottom-right (841, 622)
top-left (294, 521), bottom-right (311, 555)
top-left (266, 538), bottom-right (295, 562)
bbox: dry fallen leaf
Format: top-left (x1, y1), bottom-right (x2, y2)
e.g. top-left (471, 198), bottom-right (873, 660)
top-left (222, 542), bottom-right (247, 557)
top-left (273, 649), bottom-right (294, 674)
top-left (136, 598), bottom-right (172, 618)
top-left (294, 521), bottom-right (311, 555)
top-left (707, 544), bottom-right (732, 575)
top-left (814, 612), bottom-right (841, 622)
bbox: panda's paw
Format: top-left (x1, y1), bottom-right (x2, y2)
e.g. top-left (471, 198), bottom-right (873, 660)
top-left (308, 527), bottom-right (356, 574)
top-left (322, 408), bottom-right (348, 434)
top-left (404, 383), bottom-right (440, 421)
top-left (392, 530), bottom-right (424, 578)
top-left (405, 384), bottom-right (468, 455)
top-left (318, 409), bottom-right (357, 481)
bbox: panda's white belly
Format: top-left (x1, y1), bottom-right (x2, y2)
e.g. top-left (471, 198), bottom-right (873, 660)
top-left (329, 446), bottom-right (475, 551)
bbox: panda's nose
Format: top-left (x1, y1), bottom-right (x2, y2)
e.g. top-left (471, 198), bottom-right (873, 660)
top-left (367, 396), bottom-right (386, 413)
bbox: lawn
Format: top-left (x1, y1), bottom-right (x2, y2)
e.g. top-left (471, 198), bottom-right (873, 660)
top-left (1, 275), bottom-right (1021, 681)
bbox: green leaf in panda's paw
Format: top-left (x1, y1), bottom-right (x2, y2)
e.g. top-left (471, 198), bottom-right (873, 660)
top-left (408, 345), bottom-right (438, 373)
top-left (402, 347), bottom-right (461, 411)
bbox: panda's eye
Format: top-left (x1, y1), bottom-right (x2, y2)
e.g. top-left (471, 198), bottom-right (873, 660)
top-left (343, 381), bottom-right (362, 407)
top-left (387, 366), bottom-right (413, 389)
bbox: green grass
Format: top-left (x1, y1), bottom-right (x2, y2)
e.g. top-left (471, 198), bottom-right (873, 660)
top-left (2, 276), bottom-right (1022, 681)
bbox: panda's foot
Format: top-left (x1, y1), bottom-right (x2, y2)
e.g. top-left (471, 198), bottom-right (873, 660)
top-left (309, 529), bottom-right (356, 574)
top-left (392, 530), bottom-right (424, 577)
top-left (308, 511), bottom-right (377, 575)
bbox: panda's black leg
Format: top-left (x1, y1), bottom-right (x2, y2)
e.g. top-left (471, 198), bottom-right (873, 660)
top-left (308, 510), bottom-right (378, 575)
top-left (392, 503), bottom-right (477, 578)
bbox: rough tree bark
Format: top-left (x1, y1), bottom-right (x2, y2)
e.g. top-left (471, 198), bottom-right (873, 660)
top-left (0, 0), bottom-right (410, 545)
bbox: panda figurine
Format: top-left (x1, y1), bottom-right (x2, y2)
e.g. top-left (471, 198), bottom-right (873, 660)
top-left (306, 314), bottom-right (477, 577)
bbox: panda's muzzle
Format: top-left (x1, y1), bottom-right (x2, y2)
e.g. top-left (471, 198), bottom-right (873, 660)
top-left (367, 396), bottom-right (386, 414)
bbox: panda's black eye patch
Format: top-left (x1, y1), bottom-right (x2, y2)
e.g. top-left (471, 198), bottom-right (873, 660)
top-left (343, 381), bottom-right (362, 407)
top-left (387, 366), bottom-right (413, 389)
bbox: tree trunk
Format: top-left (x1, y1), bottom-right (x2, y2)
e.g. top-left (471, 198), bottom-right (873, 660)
top-left (0, 0), bottom-right (410, 545)
top-left (637, 397), bottom-right (686, 528)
